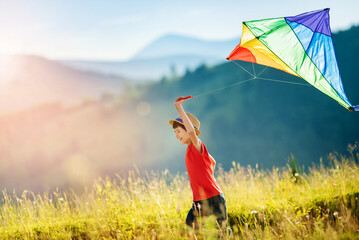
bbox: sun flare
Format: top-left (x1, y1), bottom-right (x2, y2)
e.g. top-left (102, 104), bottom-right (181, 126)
top-left (0, 55), bottom-right (20, 84)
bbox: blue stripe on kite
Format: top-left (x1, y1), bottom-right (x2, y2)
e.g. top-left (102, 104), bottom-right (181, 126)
top-left (306, 33), bottom-right (351, 105)
top-left (287, 19), bottom-right (351, 105)
top-left (286, 20), bottom-right (313, 51)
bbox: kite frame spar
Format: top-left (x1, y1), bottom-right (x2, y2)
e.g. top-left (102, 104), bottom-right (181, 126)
top-left (227, 8), bottom-right (358, 112)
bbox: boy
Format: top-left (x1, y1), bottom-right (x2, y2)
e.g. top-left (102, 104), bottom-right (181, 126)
top-left (169, 96), bottom-right (228, 231)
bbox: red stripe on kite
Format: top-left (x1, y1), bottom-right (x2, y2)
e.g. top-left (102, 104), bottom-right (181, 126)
top-left (227, 47), bottom-right (256, 63)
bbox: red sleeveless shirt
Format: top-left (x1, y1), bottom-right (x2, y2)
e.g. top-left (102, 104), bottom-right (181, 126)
top-left (185, 142), bottom-right (222, 201)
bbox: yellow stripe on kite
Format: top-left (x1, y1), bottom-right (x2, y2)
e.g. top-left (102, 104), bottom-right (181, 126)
top-left (240, 24), bottom-right (299, 77)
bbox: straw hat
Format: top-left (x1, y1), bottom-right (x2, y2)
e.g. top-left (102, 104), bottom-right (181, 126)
top-left (169, 113), bottom-right (201, 136)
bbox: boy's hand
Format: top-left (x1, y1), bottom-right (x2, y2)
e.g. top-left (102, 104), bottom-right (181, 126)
top-left (174, 95), bottom-right (201, 152)
top-left (175, 96), bottom-right (193, 107)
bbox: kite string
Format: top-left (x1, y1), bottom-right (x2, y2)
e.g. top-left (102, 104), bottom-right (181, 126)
top-left (256, 65), bottom-right (268, 77)
top-left (192, 77), bottom-right (257, 99)
top-left (192, 60), bottom-right (310, 99)
top-left (251, 56), bottom-right (258, 77)
top-left (256, 77), bottom-right (311, 86)
top-left (193, 61), bottom-right (267, 99)
top-left (231, 61), bottom-right (256, 78)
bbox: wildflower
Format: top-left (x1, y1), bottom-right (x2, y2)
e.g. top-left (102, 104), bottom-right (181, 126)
top-left (250, 210), bottom-right (257, 214)
top-left (176, 205), bottom-right (180, 211)
top-left (333, 212), bottom-right (338, 217)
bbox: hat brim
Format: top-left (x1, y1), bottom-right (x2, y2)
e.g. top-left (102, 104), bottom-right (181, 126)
top-left (169, 120), bottom-right (201, 136)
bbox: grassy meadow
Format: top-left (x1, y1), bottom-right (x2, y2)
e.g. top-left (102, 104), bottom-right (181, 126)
top-left (1, 148), bottom-right (359, 239)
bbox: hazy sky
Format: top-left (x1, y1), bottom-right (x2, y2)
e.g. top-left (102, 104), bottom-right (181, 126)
top-left (1, 0), bottom-right (359, 61)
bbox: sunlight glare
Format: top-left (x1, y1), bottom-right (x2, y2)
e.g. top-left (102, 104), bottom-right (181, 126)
top-left (0, 55), bottom-right (20, 84)
top-left (136, 101), bottom-right (151, 116)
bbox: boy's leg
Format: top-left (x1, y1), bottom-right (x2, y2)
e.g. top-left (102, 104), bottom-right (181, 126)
top-left (215, 194), bottom-right (233, 237)
top-left (213, 194), bottom-right (228, 229)
top-left (186, 203), bottom-right (199, 228)
top-left (187, 197), bottom-right (229, 229)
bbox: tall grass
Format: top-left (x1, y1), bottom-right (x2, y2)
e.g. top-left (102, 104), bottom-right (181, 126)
top-left (1, 149), bottom-right (359, 239)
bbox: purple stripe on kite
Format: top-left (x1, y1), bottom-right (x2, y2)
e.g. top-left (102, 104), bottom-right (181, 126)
top-left (285, 8), bottom-right (331, 36)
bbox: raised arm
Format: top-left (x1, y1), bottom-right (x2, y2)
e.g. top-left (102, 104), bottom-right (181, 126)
top-left (174, 97), bottom-right (202, 153)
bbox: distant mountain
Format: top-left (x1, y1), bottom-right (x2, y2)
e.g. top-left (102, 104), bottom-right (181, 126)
top-left (60, 34), bottom-right (239, 81)
top-left (0, 55), bottom-right (126, 113)
top-left (132, 34), bottom-right (238, 60)
top-left (61, 54), bottom-right (222, 81)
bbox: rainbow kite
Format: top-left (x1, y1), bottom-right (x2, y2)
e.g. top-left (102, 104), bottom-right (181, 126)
top-left (227, 8), bottom-right (358, 111)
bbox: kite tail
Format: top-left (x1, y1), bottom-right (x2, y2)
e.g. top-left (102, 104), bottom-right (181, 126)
top-left (349, 105), bottom-right (359, 111)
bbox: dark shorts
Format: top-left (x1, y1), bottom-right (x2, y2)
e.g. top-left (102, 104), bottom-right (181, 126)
top-left (186, 193), bottom-right (227, 229)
